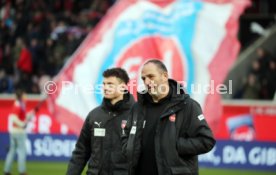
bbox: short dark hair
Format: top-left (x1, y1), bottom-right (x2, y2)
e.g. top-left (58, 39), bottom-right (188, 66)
top-left (103, 68), bottom-right (130, 84)
top-left (144, 59), bottom-right (168, 73)
top-left (15, 88), bottom-right (24, 100)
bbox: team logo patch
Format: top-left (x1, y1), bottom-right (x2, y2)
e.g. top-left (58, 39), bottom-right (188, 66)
top-left (121, 120), bottom-right (127, 129)
top-left (198, 114), bottom-right (205, 121)
top-left (169, 114), bottom-right (176, 122)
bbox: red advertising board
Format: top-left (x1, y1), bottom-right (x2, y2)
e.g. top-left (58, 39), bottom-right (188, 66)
top-left (0, 97), bottom-right (74, 134)
top-left (1, 97), bottom-right (275, 142)
top-left (216, 101), bottom-right (276, 142)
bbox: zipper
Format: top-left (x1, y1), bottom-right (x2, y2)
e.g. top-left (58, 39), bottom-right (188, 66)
top-left (99, 111), bottom-right (116, 173)
top-left (159, 100), bottom-right (187, 119)
top-left (160, 109), bottom-right (175, 119)
top-left (129, 106), bottom-right (145, 172)
top-left (156, 102), bottom-right (188, 172)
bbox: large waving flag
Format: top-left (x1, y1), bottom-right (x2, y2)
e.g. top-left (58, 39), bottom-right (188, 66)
top-left (47, 0), bottom-right (250, 135)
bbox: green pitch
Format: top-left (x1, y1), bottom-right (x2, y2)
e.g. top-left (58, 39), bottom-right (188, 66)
top-left (0, 161), bottom-right (275, 175)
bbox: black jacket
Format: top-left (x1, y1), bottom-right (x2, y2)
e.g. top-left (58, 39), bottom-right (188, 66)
top-left (67, 93), bottom-right (135, 175)
top-left (122, 80), bottom-right (216, 175)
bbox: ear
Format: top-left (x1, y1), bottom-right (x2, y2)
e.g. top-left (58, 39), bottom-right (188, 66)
top-left (123, 83), bottom-right (128, 90)
top-left (119, 83), bottom-right (128, 92)
top-left (162, 71), bottom-right (169, 81)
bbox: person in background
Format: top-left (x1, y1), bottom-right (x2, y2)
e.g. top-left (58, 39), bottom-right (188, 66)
top-left (122, 59), bottom-right (216, 175)
top-left (66, 68), bottom-right (135, 175)
top-left (241, 73), bottom-right (261, 99)
top-left (266, 59), bottom-right (276, 99)
top-left (0, 68), bottom-right (14, 93)
top-left (4, 88), bottom-right (34, 175)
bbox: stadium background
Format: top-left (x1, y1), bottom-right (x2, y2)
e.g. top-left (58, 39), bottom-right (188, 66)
top-left (0, 0), bottom-right (276, 174)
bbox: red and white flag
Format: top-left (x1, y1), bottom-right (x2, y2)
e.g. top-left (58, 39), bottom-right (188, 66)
top-left (47, 0), bottom-right (250, 135)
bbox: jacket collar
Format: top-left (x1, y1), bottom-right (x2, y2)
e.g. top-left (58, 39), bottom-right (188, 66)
top-left (102, 91), bottom-right (135, 112)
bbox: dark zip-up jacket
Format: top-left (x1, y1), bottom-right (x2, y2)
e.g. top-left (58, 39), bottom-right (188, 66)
top-left (67, 93), bottom-right (135, 175)
top-left (122, 80), bottom-right (216, 175)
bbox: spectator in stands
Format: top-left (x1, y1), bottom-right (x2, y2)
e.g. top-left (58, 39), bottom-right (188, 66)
top-left (249, 60), bottom-right (261, 78)
top-left (242, 73), bottom-right (261, 99)
top-left (16, 40), bottom-right (32, 74)
top-left (266, 59), bottom-right (276, 99)
top-left (11, 37), bottom-right (24, 66)
top-left (0, 68), bottom-right (13, 93)
top-left (255, 48), bottom-right (275, 99)
top-left (4, 88), bottom-right (34, 175)
top-left (16, 73), bottom-right (40, 94)
top-left (1, 44), bottom-right (14, 76)
top-left (256, 47), bottom-right (272, 74)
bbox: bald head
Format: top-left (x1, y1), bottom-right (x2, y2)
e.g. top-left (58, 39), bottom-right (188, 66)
top-left (144, 59), bottom-right (168, 73)
top-left (141, 59), bottom-right (169, 102)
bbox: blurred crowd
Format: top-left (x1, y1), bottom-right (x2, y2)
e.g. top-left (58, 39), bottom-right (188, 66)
top-left (235, 48), bottom-right (276, 100)
top-left (0, 0), bottom-right (115, 94)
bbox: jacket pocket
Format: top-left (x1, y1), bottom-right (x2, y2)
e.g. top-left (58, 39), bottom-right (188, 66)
top-left (161, 116), bottom-right (186, 166)
top-left (111, 151), bottom-right (128, 172)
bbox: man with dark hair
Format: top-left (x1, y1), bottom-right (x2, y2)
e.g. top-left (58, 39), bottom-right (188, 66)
top-left (122, 59), bottom-right (215, 175)
top-left (103, 68), bottom-right (130, 85)
top-left (67, 67), bottom-right (135, 175)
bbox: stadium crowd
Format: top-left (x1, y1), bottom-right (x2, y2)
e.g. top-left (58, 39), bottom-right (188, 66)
top-left (235, 47), bottom-right (276, 100)
top-left (0, 0), bottom-right (114, 94)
